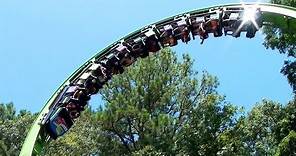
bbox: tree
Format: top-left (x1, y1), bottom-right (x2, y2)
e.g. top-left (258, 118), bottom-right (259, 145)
top-left (262, 0), bottom-right (296, 152)
top-left (237, 100), bottom-right (284, 155)
top-left (263, 0), bottom-right (296, 92)
top-left (131, 145), bottom-right (164, 156)
top-left (176, 92), bottom-right (238, 156)
top-left (0, 102), bottom-right (16, 121)
top-left (0, 103), bottom-right (35, 156)
top-left (95, 48), bottom-right (238, 155)
top-left (223, 98), bottom-right (296, 156)
top-left (276, 130), bottom-right (296, 156)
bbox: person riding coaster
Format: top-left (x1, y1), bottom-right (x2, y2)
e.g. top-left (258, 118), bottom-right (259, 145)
top-left (245, 8), bottom-right (263, 38)
top-left (222, 11), bottom-right (241, 37)
top-left (65, 101), bottom-right (83, 119)
top-left (76, 73), bottom-right (100, 95)
top-left (115, 43), bottom-right (136, 67)
top-left (64, 85), bottom-right (90, 102)
top-left (196, 19), bottom-right (209, 45)
top-left (45, 84), bottom-right (92, 139)
top-left (101, 53), bottom-right (125, 75)
top-left (222, 8), bottom-right (263, 38)
top-left (88, 63), bottom-right (110, 85)
top-left (142, 28), bottom-right (161, 53)
top-left (204, 9), bottom-right (224, 37)
top-left (190, 16), bottom-right (208, 44)
top-left (131, 37), bottom-right (149, 58)
top-left (159, 24), bottom-right (178, 47)
top-left (60, 91), bottom-right (87, 109)
top-left (45, 107), bottom-right (73, 140)
top-left (173, 15), bottom-right (191, 43)
top-left (84, 76), bottom-right (102, 94)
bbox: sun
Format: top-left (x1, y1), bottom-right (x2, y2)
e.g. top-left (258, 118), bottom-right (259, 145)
top-left (241, 2), bottom-right (261, 29)
top-left (234, 1), bottom-right (262, 35)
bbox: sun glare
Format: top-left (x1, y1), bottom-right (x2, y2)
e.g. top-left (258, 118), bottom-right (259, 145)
top-left (234, 1), bottom-right (261, 34)
top-left (243, 7), bottom-right (257, 22)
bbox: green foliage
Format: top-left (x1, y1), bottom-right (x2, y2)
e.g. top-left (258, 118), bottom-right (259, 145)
top-left (177, 95), bottom-right (238, 156)
top-left (0, 102), bottom-right (35, 156)
top-left (132, 146), bottom-right (164, 156)
top-left (263, 0), bottom-right (296, 57)
top-left (94, 48), bottom-right (238, 155)
top-left (262, 0), bottom-right (296, 152)
top-left (276, 130), bottom-right (296, 156)
top-left (263, 25), bottom-right (296, 57)
top-left (0, 102), bottom-right (16, 121)
top-left (263, 0), bottom-right (296, 93)
top-left (237, 100), bottom-right (284, 155)
top-left (281, 60), bottom-right (296, 91)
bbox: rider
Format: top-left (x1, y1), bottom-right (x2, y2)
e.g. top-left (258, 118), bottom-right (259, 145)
top-left (198, 22), bottom-right (209, 44)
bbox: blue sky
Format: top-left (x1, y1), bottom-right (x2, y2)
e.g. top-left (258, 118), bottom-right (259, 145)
top-left (0, 0), bottom-right (293, 113)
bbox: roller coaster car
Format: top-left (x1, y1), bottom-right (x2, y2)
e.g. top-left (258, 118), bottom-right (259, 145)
top-left (222, 12), bottom-right (242, 37)
top-left (245, 8), bottom-right (263, 38)
top-left (65, 101), bottom-right (83, 119)
top-left (76, 73), bottom-right (96, 94)
top-left (131, 37), bottom-right (149, 58)
top-left (191, 16), bottom-right (209, 44)
top-left (115, 44), bottom-right (135, 67)
top-left (61, 94), bottom-right (87, 108)
top-left (73, 89), bottom-right (90, 102)
top-left (65, 86), bottom-right (90, 102)
top-left (85, 77), bottom-right (101, 94)
top-left (65, 86), bottom-right (78, 96)
top-left (245, 22), bottom-right (257, 38)
top-left (223, 8), bottom-right (262, 38)
top-left (159, 25), bottom-right (178, 47)
top-left (40, 86), bottom-right (70, 125)
top-left (190, 16), bottom-right (209, 44)
top-left (104, 53), bottom-right (125, 75)
top-left (46, 107), bottom-right (73, 140)
top-left (60, 95), bottom-right (86, 119)
top-left (190, 16), bottom-right (204, 38)
top-left (89, 63), bottom-right (110, 84)
top-left (143, 29), bottom-right (161, 53)
top-left (204, 11), bottom-right (223, 37)
top-left (200, 24), bottom-right (209, 45)
top-left (173, 18), bottom-right (191, 43)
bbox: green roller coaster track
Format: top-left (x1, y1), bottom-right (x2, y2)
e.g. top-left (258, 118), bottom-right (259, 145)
top-left (20, 3), bottom-right (296, 156)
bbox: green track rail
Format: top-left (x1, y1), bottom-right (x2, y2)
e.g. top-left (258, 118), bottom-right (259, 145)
top-left (20, 3), bottom-right (296, 156)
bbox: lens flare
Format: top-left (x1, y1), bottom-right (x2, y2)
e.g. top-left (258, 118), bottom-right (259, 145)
top-left (242, 5), bottom-right (260, 30)
top-left (233, 1), bottom-right (261, 36)
top-left (243, 7), bottom-right (257, 22)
